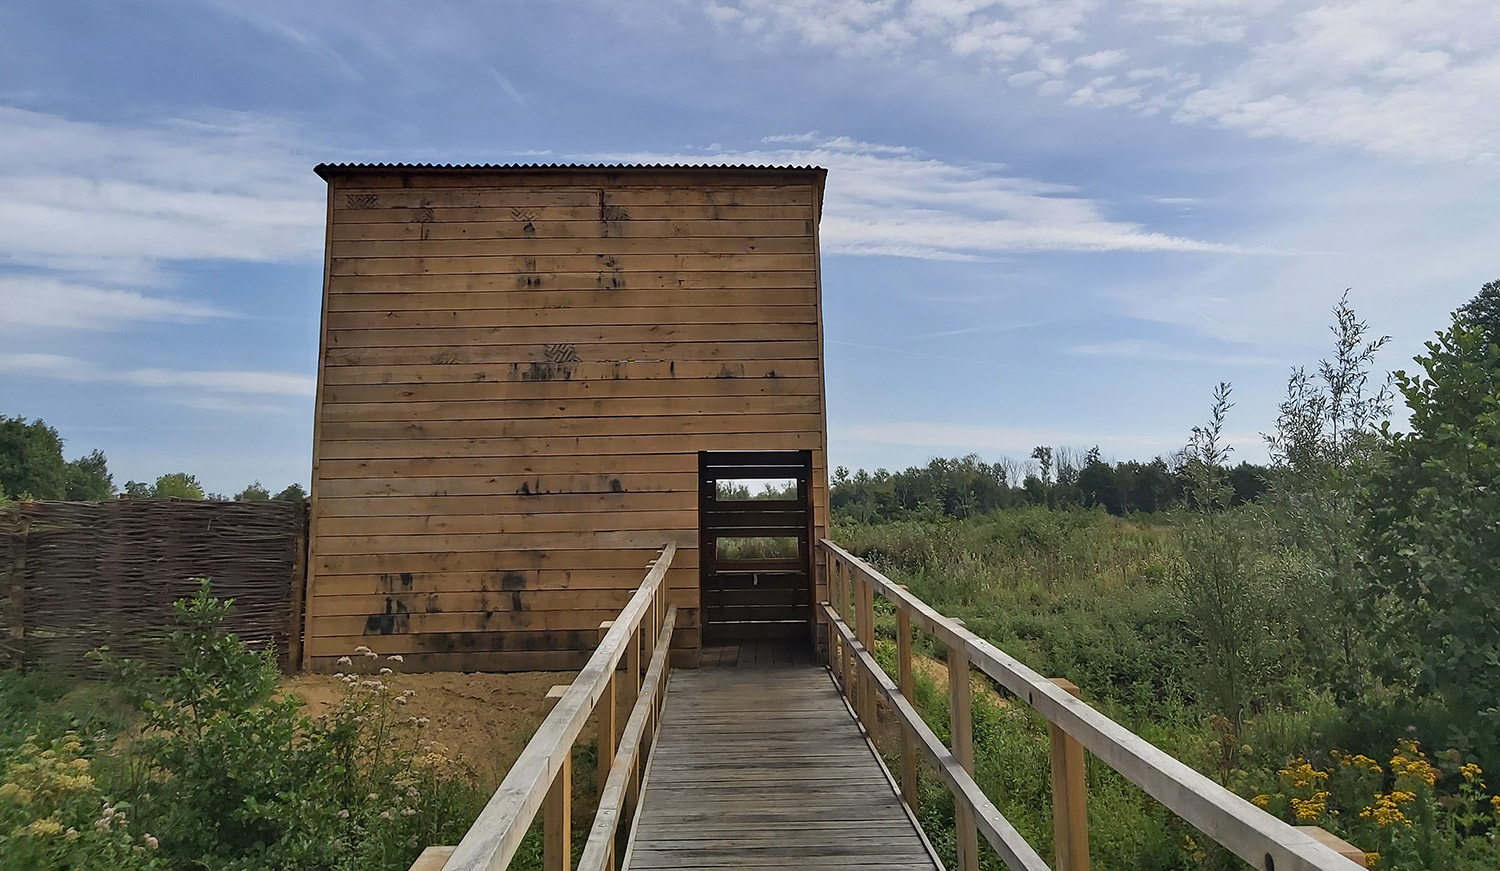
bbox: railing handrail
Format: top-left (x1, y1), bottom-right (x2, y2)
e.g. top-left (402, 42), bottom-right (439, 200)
top-left (440, 542), bottom-right (677, 871)
top-left (820, 539), bottom-right (1364, 871)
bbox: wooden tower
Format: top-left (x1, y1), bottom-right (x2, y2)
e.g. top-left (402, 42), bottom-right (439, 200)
top-left (303, 164), bottom-right (830, 671)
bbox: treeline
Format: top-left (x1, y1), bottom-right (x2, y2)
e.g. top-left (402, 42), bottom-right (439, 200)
top-left (831, 450), bottom-right (1269, 522)
top-left (0, 415), bottom-right (305, 504)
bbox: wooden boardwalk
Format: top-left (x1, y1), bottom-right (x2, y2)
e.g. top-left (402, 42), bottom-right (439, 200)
top-left (625, 647), bottom-right (939, 871)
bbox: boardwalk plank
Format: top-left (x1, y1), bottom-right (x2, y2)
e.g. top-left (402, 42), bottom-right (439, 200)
top-left (625, 662), bottom-right (938, 871)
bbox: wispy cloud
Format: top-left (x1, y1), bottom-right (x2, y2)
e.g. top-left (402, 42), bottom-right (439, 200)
top-left (690, 0), bottom-right (1500, 162)
top-left (1068, 339), bottom-right (1282, 367)
top-left (0, 106), bottom-right (324, 281)
top-left (0, 352), bottom-right (315, 401)
top-left (592, 135), bottom-right (1244, 259)
top-left (0, 277), bottom-right (229, 331)
top-left (835, 420), bottom-right (1266, 459)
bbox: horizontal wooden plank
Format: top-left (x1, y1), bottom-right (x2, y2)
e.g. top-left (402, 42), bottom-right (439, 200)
top-left (316, 508), bottom-right (815, 538)
top-left (334, 185), bottom-right (815, 209)
top-left (329, 236), bottom-right (815, 259)
top-left (317, 454), bottom-right (701, 481)
top-left (315, 528), bottom-right (699, 556)
top-left (321, 376), bottom-right (821, 405)
top-left (306, 625), bottom-right (703, 659)
top-left (310, 588), bottom-right (653, 617)
top-left (324, 304), bottom-right (817, 331)
top-left (331, 218), bottom-right (815, 243)
top-left (326, 322), bottom-right (817, 348)
top-left (318, 394), bottom-right (821, 423)
top-left (309, 608), bottom-right (647, 637)
top-left (309, 567), bottom-right (698, 599)
top-left (325, 287), bottom-right (818, 313)
top-left (319, 413), bottom-right (825, 441)
top-left (315, 431), bottom-right (825, 459)
top-left (311, 491), bottom-right (694, 517)
top-left (320, 358), bottom-right (822, 385)
top-left (329, 252), bottom-right (817, 277)
top-left (309, 649), bottom-right (586, 672)
top-left (313, 546), bottom-right (697, 576)
top-left (327, 270), bottom-right (818, 292)
top-left (327, 169), bottom-right (819, 189)
top-left (324, 340), bottom-right (820, 366)
top-left (317, 471), bottom-right (697, 498)
top-left (331, 204), bottom-right (813, 224)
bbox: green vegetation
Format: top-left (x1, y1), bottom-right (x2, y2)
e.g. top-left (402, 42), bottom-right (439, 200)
top-left (0, 584), bottom-right (486, 871)
top-left (836, 284), bottom-right (1500, 869)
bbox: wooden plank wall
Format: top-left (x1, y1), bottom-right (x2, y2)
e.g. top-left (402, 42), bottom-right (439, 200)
top-left (304, 167), bottom-right (830, 672)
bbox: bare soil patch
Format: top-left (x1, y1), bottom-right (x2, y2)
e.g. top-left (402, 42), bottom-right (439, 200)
top-left (283, 671), bottom-right (575, 788)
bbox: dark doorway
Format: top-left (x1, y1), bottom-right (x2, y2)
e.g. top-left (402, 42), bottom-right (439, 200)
top-left (698, 450), bottom-right (813, 644)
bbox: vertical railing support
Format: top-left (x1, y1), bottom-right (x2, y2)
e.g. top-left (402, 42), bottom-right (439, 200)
top-left (543, 684), bottom-right (572, 871)
top-left (896, 585), bottom-right (918, 811)
top-left (597, 621), bottom-right (616, 796)
top-left (856, 574), bottom-right (877, 730)
top-left (1049, 678), bottom-right (1089, 871)
top-left (950, 640), bottom-right (978, 871)
top-left (837, 560), bottom-right (853, 704)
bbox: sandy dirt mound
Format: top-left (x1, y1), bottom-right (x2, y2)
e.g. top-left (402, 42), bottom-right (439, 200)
top-left (283, 671), bottom-right (579, 787)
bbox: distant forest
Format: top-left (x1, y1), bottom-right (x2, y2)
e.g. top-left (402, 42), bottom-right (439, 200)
top-left (830, 449), bottom-right (1269, 521)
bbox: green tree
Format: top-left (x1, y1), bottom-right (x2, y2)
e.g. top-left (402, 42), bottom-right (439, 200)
top-left (272, 483), bottom-right (307, 503)
top-left (0, 416), bottom-right (114, 501)
top-left (1263, 292), bottom-right (1391, 700)
top-left (65, 448), bottom-right (114, 500)
top-left (234, 482), bottom-right (270, 501)
top-left (1365, 281), bottom-right (1500, 746)
top-left (1174, 383), bottom-right (1286, 742)
top-left (0, 415), bottom-right (69, 499)
top-left (151, 473), bottom-right (205, 500)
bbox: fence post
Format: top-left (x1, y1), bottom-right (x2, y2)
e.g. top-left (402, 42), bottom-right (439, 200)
top-left (6, 512), bottom-right (28, 661)
top-left (856, 575), bottom-right (877, 730)
top-left (597, 621), bottom-right (616, 796)
top-left (544, 685), bottom-right (572, 871)
top-left (1296, 827), bottom-right (1368, 866)
top-left (895, 586), bottom-right (918, 811)
top-left (950, 639), bottom-right (978, 871)
top-left (287, 500), bottom-right (308, 670)
top-left (1049, 678), bottom-right (1089, 871)
top-left (837, 561), bottom-right (853, 703)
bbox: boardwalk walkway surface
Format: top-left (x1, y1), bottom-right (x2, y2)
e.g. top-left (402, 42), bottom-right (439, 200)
top-left (625, 644), bottom-right (940, 871)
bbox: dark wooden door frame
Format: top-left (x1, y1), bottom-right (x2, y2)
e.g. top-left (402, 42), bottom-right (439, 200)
top-left (697, 450), bottom-right (814, 644)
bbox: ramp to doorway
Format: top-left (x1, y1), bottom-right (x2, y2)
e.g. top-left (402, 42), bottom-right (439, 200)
top-left (624, 658), bottom-right (940, 870)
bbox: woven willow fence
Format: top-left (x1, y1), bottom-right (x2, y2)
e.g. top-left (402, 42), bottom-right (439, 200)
top-left (1, 500), bottom-right (306, 672)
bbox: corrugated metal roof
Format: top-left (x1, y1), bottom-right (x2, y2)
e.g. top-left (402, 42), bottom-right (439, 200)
top-left (313, 162), bottom-right (826, 178)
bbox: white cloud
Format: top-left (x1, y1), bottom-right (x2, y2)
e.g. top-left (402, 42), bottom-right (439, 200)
top-left (1068, 339), bottom-right (1281, 367)
top-left (688, 0), bottom-right (1500, 162)
top-left (594, 136), bottom-right (1242, 258)
top-left (0, 352), bottom-right (314, 399)
top-left (0, 277), bottom-right (228, 331)
top-left (835, 420), bottom-right (1266, 459)
top-left (0, 106), bottom-right (324, 281)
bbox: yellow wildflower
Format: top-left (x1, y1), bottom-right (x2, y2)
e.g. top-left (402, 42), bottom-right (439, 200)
top-left (26, 817), bottom-right (64, 837)
top-left (1251, 794), bottom-right (1271, 808)
top-left (1360, 791), bottom-right (1414, 828)
top-left (1491, 794), bottom-right (1500, 816)
top-left (1366, 852), bottom-right (1380, 868)
top-left (1290, 790), bottom-right (1330, 822)
top-left (1460, 762), bottom-right (1482, 781)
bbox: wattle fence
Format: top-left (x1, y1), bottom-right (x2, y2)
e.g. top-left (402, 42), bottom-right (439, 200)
top-left (1, 499), bottom-right (306, 672)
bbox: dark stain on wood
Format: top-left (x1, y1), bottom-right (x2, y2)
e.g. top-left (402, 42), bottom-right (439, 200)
top-left (501, 572), bottom-right (527, 591)
top-left (365, 597), bottom-right (410, 635)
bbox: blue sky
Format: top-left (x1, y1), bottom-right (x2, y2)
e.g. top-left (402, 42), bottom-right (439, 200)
top-left (2, 0), bottom-right (1497, 494)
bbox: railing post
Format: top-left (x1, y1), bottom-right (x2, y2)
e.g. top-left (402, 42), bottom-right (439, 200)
top-left (626, 622), bottom-right (643, 816)
top-left (837, 560), bottom-right (853, 704)
top-left (543, 684), bottom-right (572, 871)
top-left (856, 572), bottom-right (877, 730)
top-left (597, 621), bottom-right (616, 796)
top-left (895, 586), bottom-right (918, 812)
top-left (1049, 678), bottom-right (1089, 871)
top-left (950, 639), bottom-right (978, 871)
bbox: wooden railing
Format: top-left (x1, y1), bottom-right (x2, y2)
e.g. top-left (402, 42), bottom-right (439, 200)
top-left (820, 539), bottom-right (1368, 871)
top-left (408, 543), bottom-right (679, 871)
